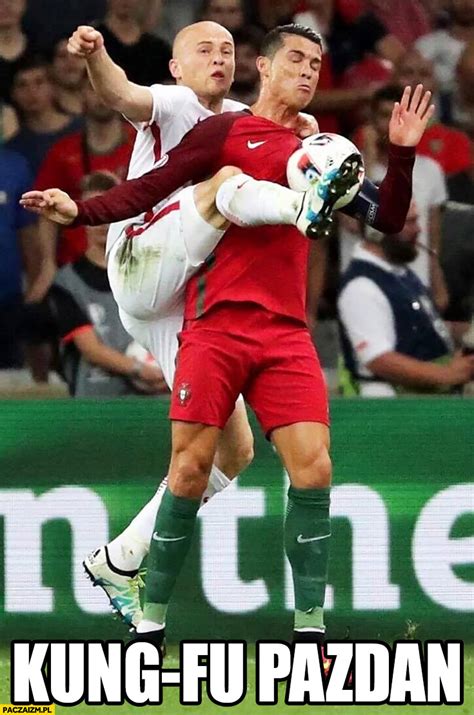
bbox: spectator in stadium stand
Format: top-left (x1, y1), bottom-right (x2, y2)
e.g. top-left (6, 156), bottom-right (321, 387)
top-left (338, 202), bottom-right (474, 397)
top-left (142, 0), bottom-right (194, 45)
top-left (48, 171), bottom-right (167, 397)
top-left (345, 85), bottom-right (450, 313)
top-left (26, 81), bottom-right (134, 305)
top-left (0, 0), bottom-right (36, 101)
top-left (228, 27), bottom-right (264, 105)
top-left (22, 0), bottom-right (106, 54)
top-left (415, 0), bottom-right (474, 104)
top-left (452, 40), bottom-right (474, 137)
top-left (0, 145), bottom-right (36, 368)
top-left (440, 201), bottom-right (474, 335)
top-left (50, 37), bottom-right (87, 117)
top-left (6, 55), bottom-right (83, 175)
top-left (199, 0), bottom-right (248, 32)
top-left (365, 0), bottom-right (433, 48)
top-left (391, 49), bottom-right (472, 178)
top-left (291, 0), bottom-right (405, 134)
top-left (93, 0), bottom-right (172, 86)
top-left (0, 98), bottom-right (18, 140)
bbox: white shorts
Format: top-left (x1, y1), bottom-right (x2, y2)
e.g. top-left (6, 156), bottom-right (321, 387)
top-left (119, 311), bottom-right (182, 388)
top-left (107, 186), bottom-right (224, 322)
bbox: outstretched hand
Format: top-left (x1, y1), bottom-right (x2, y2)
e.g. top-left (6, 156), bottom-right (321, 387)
top-left (389, 84), bottom-right (435, 147)
top-left (20, 189), bottom-right (78, 225)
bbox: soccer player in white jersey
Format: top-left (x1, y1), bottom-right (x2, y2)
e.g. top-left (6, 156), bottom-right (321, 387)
top-left (63, 21), bottom-right (253, 626)
top-left (62, 21), bottom-right (323, 627)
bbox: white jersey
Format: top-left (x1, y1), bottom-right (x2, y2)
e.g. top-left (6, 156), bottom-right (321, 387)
top-left (106, 84), bottom-right (246, 254)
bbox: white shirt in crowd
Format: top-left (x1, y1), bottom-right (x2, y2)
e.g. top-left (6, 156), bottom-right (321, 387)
top-left (338, 243), bottom-right (450, 398)
top-left (106, 84), bottom-right (245, 254)
top-left (415, 30), bottom-right (465, 95)
top-left (339, 154), bottom-right (448, 286)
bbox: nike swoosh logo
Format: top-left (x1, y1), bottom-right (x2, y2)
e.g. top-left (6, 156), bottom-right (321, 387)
top-left (152, 532), bottom-right (187, 542)
top-left (297, 533), bottom-right (331, 544)
top-left (247, 140), bottom-right (266, 149)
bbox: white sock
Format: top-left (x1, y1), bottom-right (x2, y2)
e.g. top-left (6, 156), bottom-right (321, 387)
top-left (136, 619), bottom-right (165, 633)
top-left (107, 466), bottom-right (232, 571)
top-left (107, 476), bottom-right (169, 571)
top-left (216, 173), bottom-right (302, 227)
top-left (202, 464), bottom-right (231, 503)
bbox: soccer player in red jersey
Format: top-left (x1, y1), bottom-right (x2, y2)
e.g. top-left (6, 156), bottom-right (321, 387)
top-left (22, 25), bottom-right (434, 650)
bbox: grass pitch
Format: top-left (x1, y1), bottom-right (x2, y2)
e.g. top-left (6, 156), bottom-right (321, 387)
top-left (1, 644), bottom-right (472, 714)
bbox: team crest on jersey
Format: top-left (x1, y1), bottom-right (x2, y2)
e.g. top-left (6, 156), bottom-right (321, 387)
top-left (177, 382), bottom-right (192, 406)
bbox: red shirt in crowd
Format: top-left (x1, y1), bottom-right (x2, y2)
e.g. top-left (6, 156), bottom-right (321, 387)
top-left (35, 124), bottom-right (134, 265)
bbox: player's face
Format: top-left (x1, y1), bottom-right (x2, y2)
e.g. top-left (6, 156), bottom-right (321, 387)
top-left (172, 29), bottom-right (235, 100)
top-left (12, 68), bottom-right (54, 115)
top-left (263, 35), bottom-right (322, 110)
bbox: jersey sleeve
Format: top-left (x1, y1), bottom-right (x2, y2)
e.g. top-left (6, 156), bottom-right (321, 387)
top-left (126, 84), bottom-right (193, 131)
top-left (342, 144), bottom-right (416, 234)
top-left (48, 284), bottom-right (92, 342)
top-left (338, 277), bottom-right (396, 365)
top-left (74, 111), bottom-right (242, 227)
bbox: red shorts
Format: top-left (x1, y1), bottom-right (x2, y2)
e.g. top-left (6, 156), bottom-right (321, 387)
top-left (170, 304), bottom-right (329, 435)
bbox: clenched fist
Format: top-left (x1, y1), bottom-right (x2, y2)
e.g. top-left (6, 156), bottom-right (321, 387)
top-left (68, 25), bottom-right (104, 58)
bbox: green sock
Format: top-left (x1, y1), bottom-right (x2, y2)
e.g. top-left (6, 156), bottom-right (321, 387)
top-left (285, 486), bottom-right (331, 631)
top-left (143, 488), bottom-right (200, 625)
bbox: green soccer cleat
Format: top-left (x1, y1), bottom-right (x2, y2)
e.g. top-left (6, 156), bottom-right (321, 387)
top-left (83, 546), bottom-right (144, 627)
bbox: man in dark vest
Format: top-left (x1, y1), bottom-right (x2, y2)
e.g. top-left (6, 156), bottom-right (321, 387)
top-left (49, 171), bottom-right (167, 397)
top-left (338, 202), bottom-right (474, 396)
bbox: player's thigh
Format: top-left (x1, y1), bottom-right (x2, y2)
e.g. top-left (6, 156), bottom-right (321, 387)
top-left (215, 397), bottom-right (254, 477)
top-left (180, 184), bottom-right (230, 266)
top-left (245, 327), bottom-right (329, 437)
top-left (272, 422), bottom-right (331, 489)
top-left (170, 325), bottom-right (249, 430)
top-left (107, 210), bottom-right (180, 320)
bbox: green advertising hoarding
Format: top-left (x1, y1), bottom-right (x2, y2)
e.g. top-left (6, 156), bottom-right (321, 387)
top-left (0, 398), bottom-right (472, 644)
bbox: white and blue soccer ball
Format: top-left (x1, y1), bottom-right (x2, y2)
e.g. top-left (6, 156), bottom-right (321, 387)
top-left (287, 132), bottom-right (365, 209)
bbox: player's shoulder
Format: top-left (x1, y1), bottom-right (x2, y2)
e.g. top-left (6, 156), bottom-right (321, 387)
top-left (222, 98), bottom-right (248, 112)
top-left (149, 83), bottom-right (198, 105)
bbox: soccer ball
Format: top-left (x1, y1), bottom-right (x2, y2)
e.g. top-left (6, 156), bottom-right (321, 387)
top-left (286, 133), bottom-right (365, 209)
top-left (125, 340), bottom-right (161, 393)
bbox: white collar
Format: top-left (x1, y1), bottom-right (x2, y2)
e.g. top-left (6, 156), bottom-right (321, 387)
top-left (352, 243), bottom-right (408, 277)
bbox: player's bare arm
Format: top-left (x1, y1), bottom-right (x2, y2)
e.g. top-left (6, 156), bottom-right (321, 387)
top-left (68, 26), bottom-right (153, 123)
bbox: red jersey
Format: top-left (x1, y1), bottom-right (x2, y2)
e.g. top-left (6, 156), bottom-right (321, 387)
top-left (36, 125), bottom-right (134, 265)
top-left (75, 110), bottom-right (415, 323)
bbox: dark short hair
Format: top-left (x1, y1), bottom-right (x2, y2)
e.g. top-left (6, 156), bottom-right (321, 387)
top-left (12, 54), bottom-right (50, 83)
top-left (261, 24), bottom-right (322, 59)
top-left (81, 171), bottom-right (120, 195)
top-left (371, 85), bottom-right (404, 112)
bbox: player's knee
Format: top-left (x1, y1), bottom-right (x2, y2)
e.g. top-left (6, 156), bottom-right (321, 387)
top-left (218, 434), bottom-right (254, 478)
top-left (169, 449), bottom-right (213, 499)
top-left (212, 165), bottom-right (242, 189)
top-left (290, 444), bottom-right (332, 489)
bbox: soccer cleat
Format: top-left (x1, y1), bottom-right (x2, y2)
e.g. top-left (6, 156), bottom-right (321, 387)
top-left (292, 631), bottom-right (332, 678)
top-left (83, 546), bottom-right (144, 627)
top-left (296, 153), bottom-right (363, 240)
top-left (133, 628), bottom-right (167, 659)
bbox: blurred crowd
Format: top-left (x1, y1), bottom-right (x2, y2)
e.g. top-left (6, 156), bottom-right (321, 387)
top-left (0, 0), bottom-right (473, 397)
